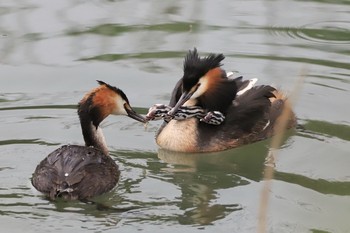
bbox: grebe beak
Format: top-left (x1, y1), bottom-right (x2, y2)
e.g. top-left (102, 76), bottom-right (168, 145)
top-left (124, 103), bottom-right (147, 123)
top-left (168, 91), bottom-right (193, 116)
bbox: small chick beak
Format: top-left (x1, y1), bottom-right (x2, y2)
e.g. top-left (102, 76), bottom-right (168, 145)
top-left (124, 103), bottom-right (147, 123)
top-left (168, 91), bottom-right (193, 116)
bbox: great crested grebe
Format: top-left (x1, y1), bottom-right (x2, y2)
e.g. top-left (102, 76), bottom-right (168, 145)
top-left (146, 48), bottom-right (296, 153)
top-left (32, 81), bottom-right (146, 200)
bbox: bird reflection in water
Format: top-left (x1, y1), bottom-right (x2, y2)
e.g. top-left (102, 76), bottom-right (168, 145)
top-left (157, 140), bottom-right (271, 225)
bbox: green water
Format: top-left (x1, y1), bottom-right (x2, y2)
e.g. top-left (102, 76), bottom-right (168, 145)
top-left (1, 1), bottom-right (350, 232)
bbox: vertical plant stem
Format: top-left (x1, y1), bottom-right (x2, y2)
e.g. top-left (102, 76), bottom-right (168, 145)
top-left (257, 68), bottom-right (306, 233)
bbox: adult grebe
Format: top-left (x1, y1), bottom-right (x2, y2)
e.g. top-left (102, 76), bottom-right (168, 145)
top-left (32, 81), bottom-right (146, 200)
top-left (147, 48), bottom-right (296, 153)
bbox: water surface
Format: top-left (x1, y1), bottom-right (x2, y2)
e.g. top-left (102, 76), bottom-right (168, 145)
top-left (1, 1), bottom-right (350, 233)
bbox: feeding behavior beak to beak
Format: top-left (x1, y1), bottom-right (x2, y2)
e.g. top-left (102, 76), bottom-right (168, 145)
top-left (124, 103), bottom-right (147, 123)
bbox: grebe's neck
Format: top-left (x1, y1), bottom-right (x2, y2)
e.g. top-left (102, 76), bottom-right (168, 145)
top-left (81, 117), bottom-right (108, 155)
top-left (78, 107), bottom-right (109, 155)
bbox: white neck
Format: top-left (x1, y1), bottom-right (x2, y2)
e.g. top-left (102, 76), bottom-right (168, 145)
top-left (81, 119), bottom-right (109, 155)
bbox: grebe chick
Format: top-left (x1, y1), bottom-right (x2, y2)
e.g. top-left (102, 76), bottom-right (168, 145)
top-left (32, 81), bottom-right (146, 200)
top-left (147, 104), bottom-right (225, 125)
top-left (151, 48), bottom-right (296, 153)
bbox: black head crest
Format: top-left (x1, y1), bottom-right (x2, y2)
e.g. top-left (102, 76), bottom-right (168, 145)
top-left (96, 80), bottom-right (129, 104)
top-left (182, 48), bottom-right (225, 90)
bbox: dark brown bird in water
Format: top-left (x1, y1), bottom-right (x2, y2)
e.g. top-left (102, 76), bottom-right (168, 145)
top-left (32, 81), bottom-right (146, 200)
top-left (151, 48), bottom-right (296, 152)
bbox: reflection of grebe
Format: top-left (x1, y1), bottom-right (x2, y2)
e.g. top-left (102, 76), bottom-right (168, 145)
top-left (148, 48), bottom-right (296, 152)
top-left (31, 81), bottom-right (146, 200)
top-left (157, 139), bottom-right (271, 182)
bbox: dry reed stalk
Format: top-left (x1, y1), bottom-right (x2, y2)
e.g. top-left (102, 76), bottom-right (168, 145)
top-left (257, 68), bottom-right (306, 233)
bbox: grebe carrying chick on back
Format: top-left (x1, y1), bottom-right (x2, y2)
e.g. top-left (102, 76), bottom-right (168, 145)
top-left (146, 48), bottom-right (296, 153)
top-left (32, 81), bottom-right (146, 201)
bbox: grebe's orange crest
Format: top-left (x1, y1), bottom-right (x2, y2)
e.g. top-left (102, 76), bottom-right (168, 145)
top-left (79, 81), bottom-right (130, 128)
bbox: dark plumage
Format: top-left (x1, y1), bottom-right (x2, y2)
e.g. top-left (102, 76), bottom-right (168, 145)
top-left (32, 145), bottom-right (119, 200)
top-left (155, 48), bottom-right (296, 152)
top-left (182, 48), bottom-right (225, 90)
top-left (32, 81), bottom-right (146, 200)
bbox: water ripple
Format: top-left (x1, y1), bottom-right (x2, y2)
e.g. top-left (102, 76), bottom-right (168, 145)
top-left (67, 22), bottom-right (197, 37)
top-left (234, 53), bottom-right (350, 70)
top-left (270, 21), bottom-right (350, 44)
top-left (0, 104), bottom-right (77, 111)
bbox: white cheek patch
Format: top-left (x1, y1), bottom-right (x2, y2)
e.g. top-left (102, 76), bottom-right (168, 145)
top-left (113, 97), bottom-right (128, 115)
top-left (191, 76), bottom-right (208, 99)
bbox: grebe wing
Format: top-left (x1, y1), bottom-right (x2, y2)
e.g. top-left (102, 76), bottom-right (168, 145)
top-left (234, 77), bottom-right (258, 96)
top-left (74, 160), bottom-right (120, 198)
top-left (226, 85), bottom-right (275, 132)
top-left (32, 145), bottom-right (119, 200)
